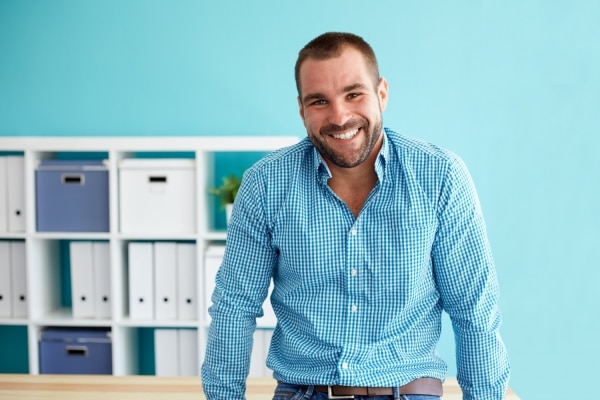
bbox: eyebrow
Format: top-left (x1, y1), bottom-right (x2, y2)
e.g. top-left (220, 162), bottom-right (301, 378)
top-left (302, 82), bottom-right (370, 105)
top-left (342, 82), bottom-right (369, 93)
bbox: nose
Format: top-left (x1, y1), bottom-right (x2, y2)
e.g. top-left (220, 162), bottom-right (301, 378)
top-left (327, 100), bottom-right (351, 127)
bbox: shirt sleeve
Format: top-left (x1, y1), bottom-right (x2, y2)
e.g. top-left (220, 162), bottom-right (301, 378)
top-left (431, 155), bottom-right (511, 400)
top-left (201, 169), bottom-right (277, 400)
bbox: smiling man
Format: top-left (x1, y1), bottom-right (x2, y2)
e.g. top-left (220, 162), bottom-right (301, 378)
top-left (201, 32), bottom-right (510, 400)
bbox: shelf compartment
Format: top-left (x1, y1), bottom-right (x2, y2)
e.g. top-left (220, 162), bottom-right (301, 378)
top-left (0, 325), bottom-right (29, 373)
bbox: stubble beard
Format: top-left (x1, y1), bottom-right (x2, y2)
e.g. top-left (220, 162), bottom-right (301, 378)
top-left (309, 116), bottom-right (383, 169)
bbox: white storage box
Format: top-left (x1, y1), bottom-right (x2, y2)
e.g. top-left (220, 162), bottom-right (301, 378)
top-left (119, 159), bottom-right (196, 234)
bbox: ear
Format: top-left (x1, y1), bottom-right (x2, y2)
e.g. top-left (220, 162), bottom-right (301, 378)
top-left (297, 96), bottom-right (305, 121)
top-left (378, 77), bottom-right (389, 112)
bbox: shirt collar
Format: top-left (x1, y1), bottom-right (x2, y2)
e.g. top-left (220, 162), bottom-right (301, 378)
top-left (312, 143), bottom-right (331, 179)
top-left (376, 129), bottom-right (389, 182)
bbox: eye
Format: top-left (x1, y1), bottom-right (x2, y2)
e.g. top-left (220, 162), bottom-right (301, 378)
top-left (347, 92), bottom-right (362, 100)
top-left (309, 99), bottom-right (327, 106)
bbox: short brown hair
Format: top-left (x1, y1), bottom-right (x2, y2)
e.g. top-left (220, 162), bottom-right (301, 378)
top-left (294, 32), bottom-right (380, 95)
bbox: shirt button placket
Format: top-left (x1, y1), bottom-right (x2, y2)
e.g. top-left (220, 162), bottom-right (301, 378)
top-left (343, 225), bottom-right (359, 380)
top-left (348, 227), bottom-right (359, 318)
top-left (348, 228), bottom-right (359, 287)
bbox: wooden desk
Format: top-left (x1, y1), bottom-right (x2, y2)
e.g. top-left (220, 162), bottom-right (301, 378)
top-left (0, 374), bottom-right (519, 400)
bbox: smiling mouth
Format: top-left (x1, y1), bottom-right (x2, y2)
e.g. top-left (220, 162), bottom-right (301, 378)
top-left (331, 128), bottom-right (359, 140)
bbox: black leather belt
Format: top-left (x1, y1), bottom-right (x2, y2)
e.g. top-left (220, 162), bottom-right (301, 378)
top-left (310, 378), bottom-right (443, 399)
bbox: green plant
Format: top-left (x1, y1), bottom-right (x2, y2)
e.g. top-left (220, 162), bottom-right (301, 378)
top-left (209, 174), bottom-right (242, 207)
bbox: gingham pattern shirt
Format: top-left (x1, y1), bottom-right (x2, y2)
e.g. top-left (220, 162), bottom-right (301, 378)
top-left (201, 128), bottom-right (510, 400)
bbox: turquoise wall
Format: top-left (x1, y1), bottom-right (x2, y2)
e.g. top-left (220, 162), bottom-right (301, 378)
top-left (2, 1), bottom-right (599, 398)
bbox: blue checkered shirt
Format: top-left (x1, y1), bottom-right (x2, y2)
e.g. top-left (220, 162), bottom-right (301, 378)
top-left (201, 128), bottom-right (510, 400)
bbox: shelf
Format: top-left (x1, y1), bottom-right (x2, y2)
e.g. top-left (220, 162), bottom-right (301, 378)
top-left (30, 232), bottom-right (112, 240)
top-left (33, 308), bottom-right (112, 327)
top-left (0, 317), bottom-right (29, 326)
top-left (0, 135), bottom-right (298, 376)
top-left (0, 233), bottom-right (27, 239)
top-left (115, 233), bottom-right (199, 241)
top-left (201, 231), bottom-right (227, 241)
top-left (116, 318), bottom-right (200, 329)
top-left (0, 136), bottom-right (298, 152)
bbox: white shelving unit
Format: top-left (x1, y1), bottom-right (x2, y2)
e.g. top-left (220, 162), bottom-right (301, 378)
top-left (0, 136), bottom-right (298, 376)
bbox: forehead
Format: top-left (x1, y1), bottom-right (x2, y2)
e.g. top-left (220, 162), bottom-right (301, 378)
top-left (298, 47), bottom-right (373, 94)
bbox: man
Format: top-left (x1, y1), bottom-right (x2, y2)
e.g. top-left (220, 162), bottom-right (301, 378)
top-left (201, 32), bottom-right (510, 400)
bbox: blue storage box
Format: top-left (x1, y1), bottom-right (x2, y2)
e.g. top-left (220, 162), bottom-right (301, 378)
top-left (35, 160), bottom-right (109, 232)
top-left (39, 327), bottom-right (112, 374)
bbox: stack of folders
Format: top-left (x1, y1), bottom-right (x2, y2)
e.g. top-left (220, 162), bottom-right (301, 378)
top-left (0, 156), bottom-right (25, 234)
top-left (249, 329), bottom-right (274, 378)
top-left (154, 328), bottom-right (198, 376)
top-left (128, 242), bottom-right (197, 321)
top-left (0, 241), bottom-right (27, 318)
top-left (70, 242), bottom-right (111, 319)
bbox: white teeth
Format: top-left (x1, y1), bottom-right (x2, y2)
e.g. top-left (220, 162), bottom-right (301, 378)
top-left (332, 128), bottom-right (358, 140)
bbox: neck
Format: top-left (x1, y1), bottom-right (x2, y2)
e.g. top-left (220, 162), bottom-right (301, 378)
top-left (325, 138), bottom-right (382, 217)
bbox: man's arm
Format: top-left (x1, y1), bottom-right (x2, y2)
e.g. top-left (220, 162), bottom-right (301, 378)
top-left (431, 156), bottom-right (510, 400)
top-left (201, 171), bottom-right (277, 400)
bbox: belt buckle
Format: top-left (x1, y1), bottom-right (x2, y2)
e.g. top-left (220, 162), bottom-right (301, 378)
top-left (327, 386), bottom-right (354, 400)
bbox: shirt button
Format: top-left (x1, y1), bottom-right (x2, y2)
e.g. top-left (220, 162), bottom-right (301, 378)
top-left (351, 305), bottom-right (357, 312)
top-left (350, 228), bottom-right (357, 235)
top-left (351, 269), bottom-right (357, 276)
top-left (341, 362), bottom-right (349, 369)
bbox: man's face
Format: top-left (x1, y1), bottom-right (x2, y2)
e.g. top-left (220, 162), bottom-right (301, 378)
top-left (297, 46), bottom-right (388, 169)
